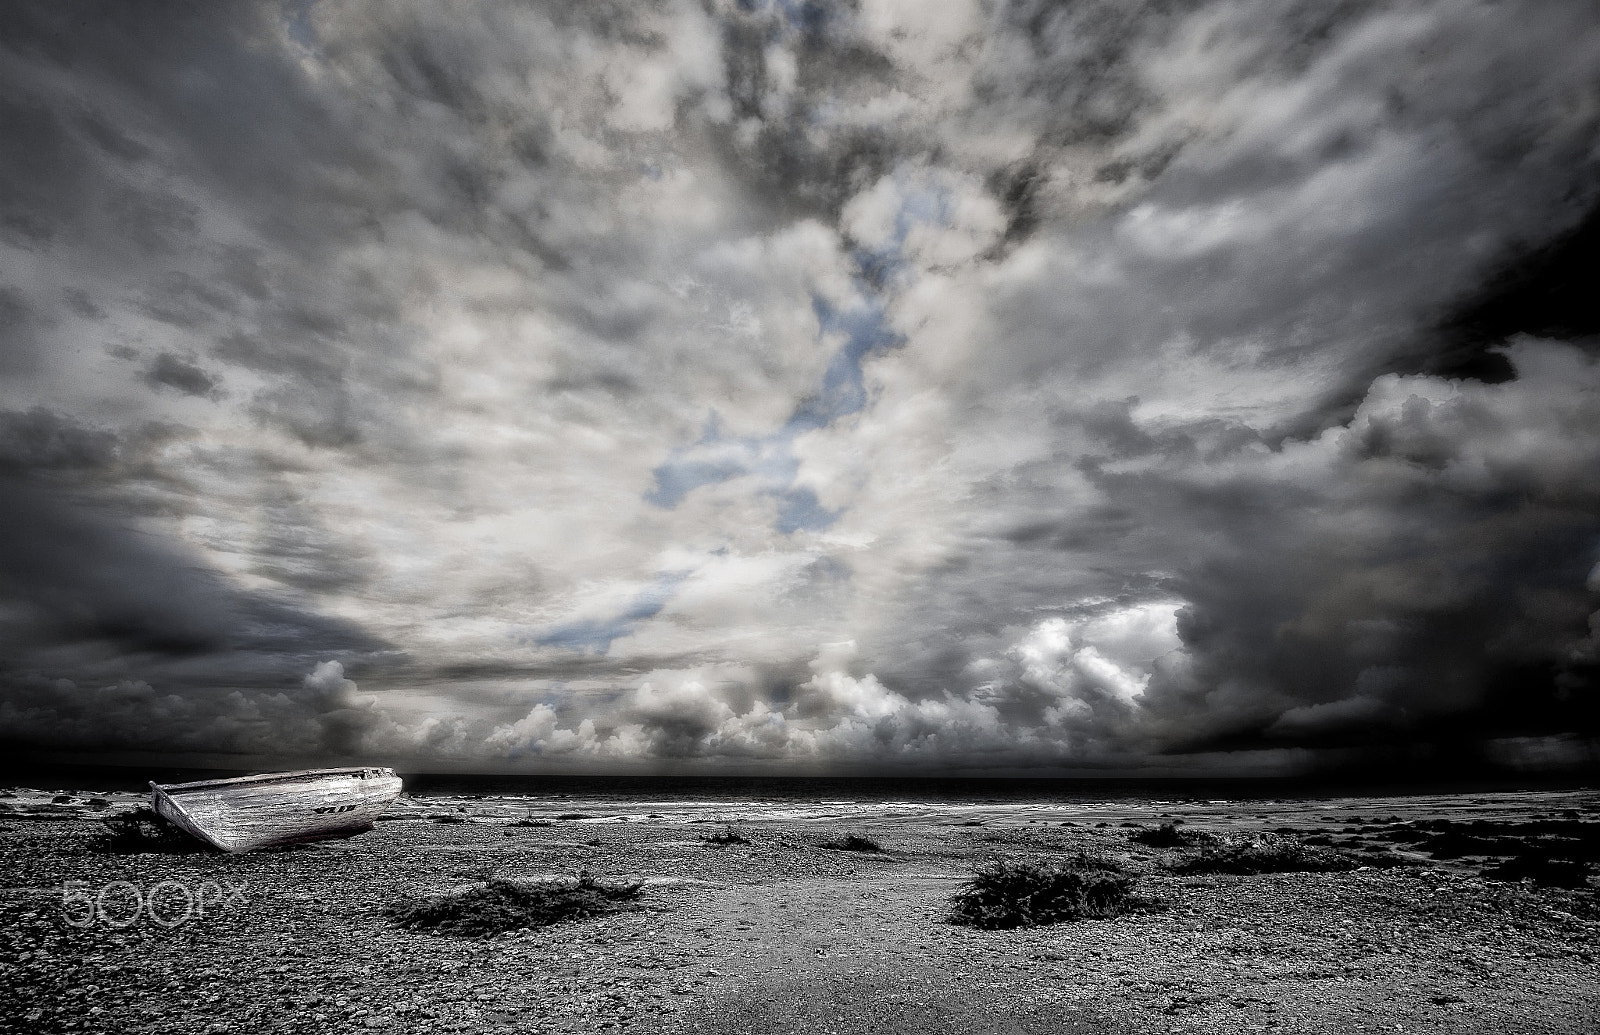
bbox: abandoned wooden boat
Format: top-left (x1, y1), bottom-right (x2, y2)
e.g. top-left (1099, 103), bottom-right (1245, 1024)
top-left (150, 766), bottom-right (403, 853)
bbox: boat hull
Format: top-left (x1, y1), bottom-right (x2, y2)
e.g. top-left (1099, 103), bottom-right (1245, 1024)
top-left (151, 767), bottom-right (403, 853)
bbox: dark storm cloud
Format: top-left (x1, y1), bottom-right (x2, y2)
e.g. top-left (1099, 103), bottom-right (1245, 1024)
top-left (0, 287), bottom-right (46, 375)
top-left (0, 478), bottom-right (385, 660)
top-left (0, 2), bottom-right (350, 246)
top-left (0, 663), bottom-right (394, 760)
top-left (0, 477), bottom-right (397, 756)
top-left (982, 0), bottom-right (1163, 146)
top-left (0, 409), bottom-right (120, 472)
top-left (145, 352), bottom-right (222, 398)
top-left (247, 486), bottom-right (374, 593)
top-left (1421, 203), bottom-right (1600, 383)
top-left (1147, 384), bottom-right (1600, 743)
top-left (0, 2), bottom-right (402, 760)
top-left (703, 1), bottom-right (911, 223)
top-left (872, 340), bottom-right (1600, 763)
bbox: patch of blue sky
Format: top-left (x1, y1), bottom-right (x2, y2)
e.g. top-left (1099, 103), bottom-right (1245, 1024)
top-left (790, 294), bottom-right (898, 430)
top-left (645, 291), bottom-right (900, 527)
top-left (738, 0), bottom-right (832, 37)
top-left (646, 171), bottom-right (953, 532)
top-left (283, 0), bottom-right (320, 49)
top-left (853, 177), bottom-right (951, 288)
top-left (774, 485), bottom-right (835, 533)
top-left (644, 415), bottom-right (800, 509)
top-left (534, 571), bottom-right (689, 655)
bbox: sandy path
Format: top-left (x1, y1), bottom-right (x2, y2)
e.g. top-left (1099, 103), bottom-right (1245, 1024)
top-left (666, 868), bottom-right (1598, 1035)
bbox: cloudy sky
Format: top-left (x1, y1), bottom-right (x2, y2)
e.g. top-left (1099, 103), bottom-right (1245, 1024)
top-left (2, 0), bottom-right (1598, 776)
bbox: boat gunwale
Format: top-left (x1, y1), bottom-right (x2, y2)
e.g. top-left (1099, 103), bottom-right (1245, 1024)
top-left (153, 766), bottom-right (398, 793)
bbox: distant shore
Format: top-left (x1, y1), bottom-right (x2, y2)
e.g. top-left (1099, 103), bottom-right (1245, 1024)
top-left (3, 757), bottom-right (1594, 796)
top-left (2, 785), bottom-right (1597, 1034)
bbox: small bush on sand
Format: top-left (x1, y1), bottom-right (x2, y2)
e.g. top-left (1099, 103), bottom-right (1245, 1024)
top-left (1164, 832), bottom-right (1357, 875)
top-left (1482, 855), bottom-right (1591, 888)
top-left (948, 857), bottom-right (1137, 929)
top-left (509, 818), bottom-right (552, 827)
top-left (388, 873), bottom-right (643, 936)
top-left (703, 824), bottom-right (748, 846)
top-left (95, 808), bottom-right (207, 854)
top-left (819, 832), bottom-right (882, 852)
top-left (1130, 822), bottom-right (1215, 849)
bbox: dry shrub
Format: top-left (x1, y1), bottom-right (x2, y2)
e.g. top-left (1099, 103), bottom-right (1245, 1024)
top-left (1164, 832), bottom-right (1358, 875)
top-left (1482, 856), bottom-right (1592, 888)
top-left (948, 856), bottom-right (1138, 929)
top-left (1130, 822), bottom-right (1215, 849)
top-left (819, 832), bottom-right (882, 852)
top-left (388, 873), bottom-right (643, 936)
top-left (95, 807), bottom-right (207, 854)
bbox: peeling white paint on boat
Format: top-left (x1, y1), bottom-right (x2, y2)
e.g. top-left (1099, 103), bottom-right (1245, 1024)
top-left (150, 767), bottom-right (403, 853)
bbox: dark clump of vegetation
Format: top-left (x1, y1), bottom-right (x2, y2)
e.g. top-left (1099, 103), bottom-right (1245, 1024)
top-left (1354, 845), bottom-right (1414, 867)
top-left (508, 818), bottom-right (552, 827)
top-left (1372, 817), bottom-right (1600, 863)
top-left (388, 873), bottom-right (643, 937)
top-left (95, 808), bottom-right (208, 854)
top-left (948, 856), bottom-right (1139, 929)
top-left (819, 832), bottom-right (882, 852)
top-left (1130, 822), bottom-right (1215, 849)
top-left (1365, 817), bottom-right (1597, 887)
top-left (1164, 833), bottom-right (1359, 875)
top-left (556, 813), bottom-right (593, 821)
top-left (703, 824), bottom-right (748, 846)
top-left (432, 814), bottom-right (468, 824)
top-left (1482, 855), bottom-right (1592, 888)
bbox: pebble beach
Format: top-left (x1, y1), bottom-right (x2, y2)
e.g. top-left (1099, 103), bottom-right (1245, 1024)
top-left (2, 785), bottom-right (1597, 1034)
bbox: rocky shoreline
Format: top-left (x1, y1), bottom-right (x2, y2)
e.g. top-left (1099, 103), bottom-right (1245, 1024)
top-left (2, 787), bottom-right (1597, 1034)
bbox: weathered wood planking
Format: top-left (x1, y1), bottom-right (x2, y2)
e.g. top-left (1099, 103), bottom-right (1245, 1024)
top-left (151, 767), bottom-right (404, 852)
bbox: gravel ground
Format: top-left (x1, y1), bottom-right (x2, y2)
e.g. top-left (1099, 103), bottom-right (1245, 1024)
top-left (1, 787), bottom-right (1597, 1034)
